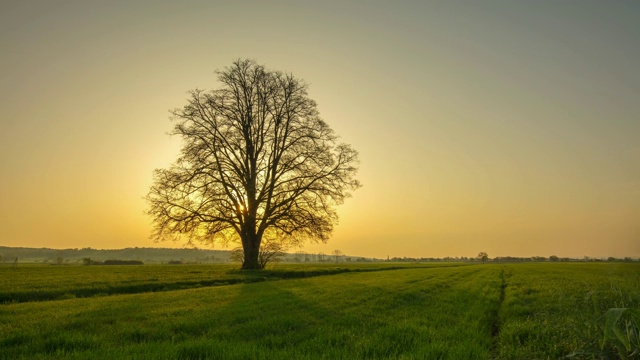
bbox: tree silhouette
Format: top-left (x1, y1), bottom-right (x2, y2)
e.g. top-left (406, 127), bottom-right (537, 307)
top-left (477, 252), bottom-right (489, 264)
top-left (332, 249), bottom-right (343, 263)
top-left (147, 59), bottom-right (360, 269)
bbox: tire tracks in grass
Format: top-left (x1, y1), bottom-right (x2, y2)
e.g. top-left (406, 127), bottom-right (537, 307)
top-left (491, 267), bottom-right (507, 354)
top-left (1, 265), bottom-right (468, 305)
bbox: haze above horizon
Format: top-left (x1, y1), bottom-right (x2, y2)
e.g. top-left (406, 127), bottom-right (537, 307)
top-left (1, 1), bottom-right (638, 258)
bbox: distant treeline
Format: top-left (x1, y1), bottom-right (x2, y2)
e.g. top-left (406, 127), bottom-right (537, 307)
top-left (1, 246), bottom-right (636, 265)
top-left (82, 259), bottom-right (144, 265)
top-left (387, 255), bottom-right (639, 263)
top-left (0, 246), bottom-right (379, 265)
top-left (0, 246), bottom-right (232, 264)
top-left (492, 256), bottom-right (638, 263)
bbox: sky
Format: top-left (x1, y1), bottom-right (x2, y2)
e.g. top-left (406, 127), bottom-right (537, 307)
top-left (1, 1), bottom-right (638, 259)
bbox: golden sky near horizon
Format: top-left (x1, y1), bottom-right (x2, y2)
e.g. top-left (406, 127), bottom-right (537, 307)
top-left (1, 1), bottom-right (638, 259)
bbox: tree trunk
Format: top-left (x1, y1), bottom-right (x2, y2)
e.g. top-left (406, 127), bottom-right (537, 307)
top-left (241, 233), bottom-right (262, 270)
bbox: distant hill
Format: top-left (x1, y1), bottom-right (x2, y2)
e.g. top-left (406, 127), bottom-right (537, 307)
top-left (0, 246), bottom-right (232, 264)
top-left (1, 246), bottom-right (631, 265)
top-left (0, 246), bottom-right (375, 264)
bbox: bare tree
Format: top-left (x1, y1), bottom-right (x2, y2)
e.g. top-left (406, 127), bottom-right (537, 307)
top-left (477, 252), bottom-right (489, 264)
top-left (147, 59), bottom-right (361, 269)
top-left (333, 249), bottom-right (343, 263)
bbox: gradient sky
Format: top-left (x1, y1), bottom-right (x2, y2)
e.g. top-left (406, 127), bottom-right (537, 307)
top-left (1, 1), bottom-right (638, 259)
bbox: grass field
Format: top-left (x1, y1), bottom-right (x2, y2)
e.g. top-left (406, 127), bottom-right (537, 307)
top-left (0, 263), bottom-right (449, 303)
top-left (1, 262), bottom-right (638, 359)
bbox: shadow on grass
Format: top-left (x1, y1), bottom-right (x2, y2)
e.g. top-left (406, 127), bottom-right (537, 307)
top-left (1, 265), bottom-right (462, 304)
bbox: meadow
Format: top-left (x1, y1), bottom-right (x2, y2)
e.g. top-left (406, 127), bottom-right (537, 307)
top-left (1, 262), bottom-right (638, 359)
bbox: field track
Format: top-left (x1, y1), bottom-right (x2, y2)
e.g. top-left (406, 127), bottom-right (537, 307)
top-left (1, 263), bottom-right (638, 359)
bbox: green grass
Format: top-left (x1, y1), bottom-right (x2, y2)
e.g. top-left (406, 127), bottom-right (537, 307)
top-left (496, 263), bottom-right (640, 359)
top-left (0, 262), bottom-right (447, 303)
top-left (0, 263), bottom-right (238, 303)
top-left (0, 264), bottom-right (498, 359)
top-left (1, 262), bottom-right (638, 359)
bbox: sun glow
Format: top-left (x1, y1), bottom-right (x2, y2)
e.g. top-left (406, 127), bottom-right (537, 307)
top-left (0, 2), bottom-right (638, 258)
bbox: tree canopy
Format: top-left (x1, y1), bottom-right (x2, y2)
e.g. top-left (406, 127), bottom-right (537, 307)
top-left (146, 59), bottom-right (360, 269)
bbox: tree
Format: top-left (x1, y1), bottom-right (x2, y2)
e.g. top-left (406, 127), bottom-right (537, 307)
top-left (231, 238), bottom-right (287, 268)
top-left (332, 249), bottom-right (343, 263)
top-left (146, 59), bottom-right (361, 269)
top-left (477, 252), bottom-right (488, 264)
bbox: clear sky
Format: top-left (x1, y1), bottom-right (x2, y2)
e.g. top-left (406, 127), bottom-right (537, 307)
top-left (1, 1), bottom-right (638, 259)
